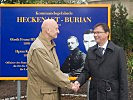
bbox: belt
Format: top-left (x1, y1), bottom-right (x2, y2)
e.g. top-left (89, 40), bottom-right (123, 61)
top-left (101, 79), bottom-right (112, 92)
top-left (91, 77), bottom-right (112, 93)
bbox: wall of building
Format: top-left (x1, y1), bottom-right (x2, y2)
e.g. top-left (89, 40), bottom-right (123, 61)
top-left (87, 0), bottom-right (133, 19)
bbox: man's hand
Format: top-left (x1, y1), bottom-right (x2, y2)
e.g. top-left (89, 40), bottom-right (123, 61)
top-left (72, 81), bottom-right (80, 92)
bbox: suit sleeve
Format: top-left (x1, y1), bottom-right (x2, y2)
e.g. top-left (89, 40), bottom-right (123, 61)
top-left (31, 48), bottom-right (72, 89)
top-left (118, 48), bottom-right (128, 100)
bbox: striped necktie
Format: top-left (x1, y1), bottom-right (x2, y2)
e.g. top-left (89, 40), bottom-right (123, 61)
top-left (98, 47), bottom-right (104, 55)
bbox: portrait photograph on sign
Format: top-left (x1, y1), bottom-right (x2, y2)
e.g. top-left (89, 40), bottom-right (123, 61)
top-left (0, 4), bottom-right (110, 80)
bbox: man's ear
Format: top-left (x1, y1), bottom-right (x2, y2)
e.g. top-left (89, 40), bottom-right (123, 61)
top-left (46, 28), bottom-right (50, 34)
top-left (106, 32), bottom-right (110, 39)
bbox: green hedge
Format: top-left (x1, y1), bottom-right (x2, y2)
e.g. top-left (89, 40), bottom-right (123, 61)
top-left (127, 52), bottom-right (133, 81)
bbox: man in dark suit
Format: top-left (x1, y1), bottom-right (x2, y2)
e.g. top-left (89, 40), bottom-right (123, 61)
top-left (72, 23), bottom-right (128, 100)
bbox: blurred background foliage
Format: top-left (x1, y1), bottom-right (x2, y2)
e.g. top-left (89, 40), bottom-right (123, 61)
top-left (111, 3), bottom-right (133, 80)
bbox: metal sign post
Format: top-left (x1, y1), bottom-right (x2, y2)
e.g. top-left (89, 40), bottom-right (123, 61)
top-left (17, 81), bottom-right (21, 100)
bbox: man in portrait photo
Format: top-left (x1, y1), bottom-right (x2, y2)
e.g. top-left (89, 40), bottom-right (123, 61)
top-left (83, 29), bottom-right (96, 52)
top-left (61, 36), bottom-right (86, 77)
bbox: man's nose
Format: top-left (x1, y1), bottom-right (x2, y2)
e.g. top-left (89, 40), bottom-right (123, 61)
top-left (68, 44), bottom-right (71, 46)
top-left (57, 29), bottom-right (60, 34)
top-left (94, 33), bottom-right (97, 37)
top-left (68, 43), bottom-right (72, 46)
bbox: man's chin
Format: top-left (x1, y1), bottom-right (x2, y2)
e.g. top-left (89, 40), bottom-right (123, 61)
top-left (70, 48), bottom-right (75, 50)
top-left (95, 40), bottom-right (99, 44)
top-left (54, 36), bottom-right (57, 39)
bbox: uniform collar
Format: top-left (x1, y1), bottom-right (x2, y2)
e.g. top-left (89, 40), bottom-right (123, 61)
top-left (71, 48), bottom-right (79, 54)
top-left (38, 32), bottom-right (56, 51)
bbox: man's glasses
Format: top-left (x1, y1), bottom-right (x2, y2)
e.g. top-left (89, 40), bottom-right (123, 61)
top-left (93, 31), bottom-right (105, 35)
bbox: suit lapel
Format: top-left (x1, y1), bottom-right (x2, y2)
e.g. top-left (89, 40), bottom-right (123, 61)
top-left (43, 46), bottom-right (59, 68)
top-left (37, 35), bottom-right (58, 65)
top-left (95, 49), bottom-right (102, 57)
top-left (42, 44), bottom-right (55, 64)
top-left (93, 41), bottom-right (114, 65)
top-left (95, 49), bottom-right (105, 65)
top-left (52, 48), bottom-right (60, 68)
top-left (93, 44), bottom-right (105, 65)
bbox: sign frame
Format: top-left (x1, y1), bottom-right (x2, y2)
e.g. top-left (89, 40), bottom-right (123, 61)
top-left (0, 4), bottom-right (111, 80)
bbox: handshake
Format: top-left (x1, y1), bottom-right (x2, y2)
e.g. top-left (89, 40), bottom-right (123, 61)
top-left (71, 81), bottom-right (80, 92)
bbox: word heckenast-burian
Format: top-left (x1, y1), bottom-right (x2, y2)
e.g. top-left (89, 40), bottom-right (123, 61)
top-left (17, 16), bottom-right (92, 23)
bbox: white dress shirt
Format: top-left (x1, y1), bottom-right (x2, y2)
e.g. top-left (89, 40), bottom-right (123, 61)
top-left (98, 40), bottom-right (108, 55)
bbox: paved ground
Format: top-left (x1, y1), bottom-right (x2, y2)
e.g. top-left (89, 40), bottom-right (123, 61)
top-left (0, 80), bottom-right (133, 100)
top-left (0, 80), bottom-right (87, 100)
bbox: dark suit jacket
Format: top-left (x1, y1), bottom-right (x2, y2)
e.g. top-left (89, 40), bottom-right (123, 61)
top-left (77, 41), bottom-right (128, 100)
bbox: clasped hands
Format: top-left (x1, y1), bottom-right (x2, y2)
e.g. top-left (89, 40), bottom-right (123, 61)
top-left (71, 81), bottom-right (80, 92)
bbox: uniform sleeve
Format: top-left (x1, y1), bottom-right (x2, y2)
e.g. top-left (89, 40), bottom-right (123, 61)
top-left (79, 52), bottom-right (86, 70)
top-left (76, 53), bottom-right (91, 86)
top-left (31, 48), bottom-right (72, 89)
top-left (72, 52), bottom-right (86, 76)
top-left (118, 48), bottom-right (128, 100)
top-left (61, 57), bottom-right (70, 73)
